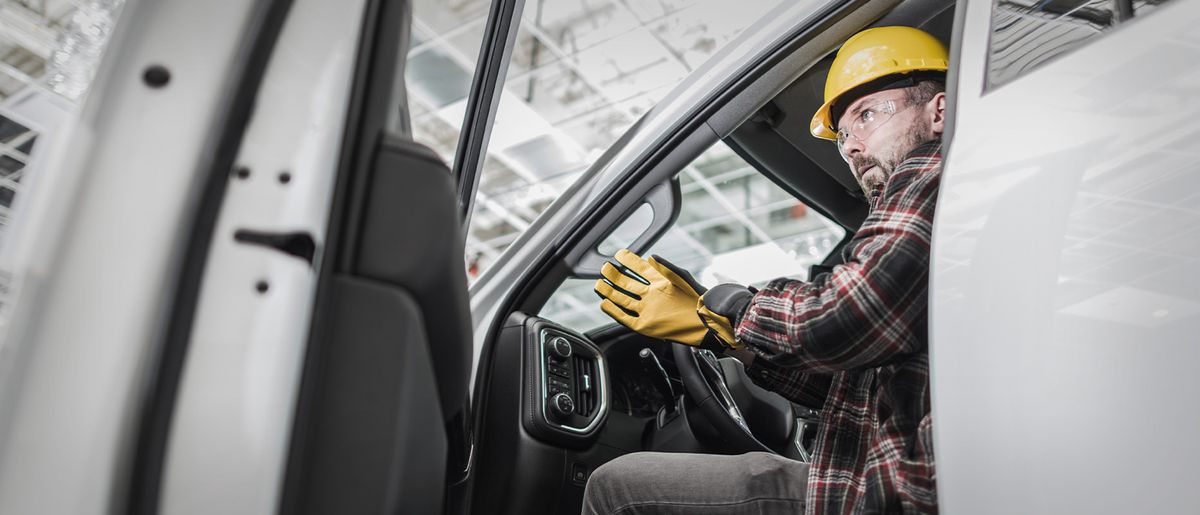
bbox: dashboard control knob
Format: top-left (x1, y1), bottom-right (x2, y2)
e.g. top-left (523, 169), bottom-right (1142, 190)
top-left (549, 337), bottom-right (573, 361)
top-left (549, 392), bottom-right (575, 420)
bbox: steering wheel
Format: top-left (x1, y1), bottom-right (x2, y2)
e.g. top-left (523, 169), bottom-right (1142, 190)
top-left (671, 344), bottom-right (779, 454)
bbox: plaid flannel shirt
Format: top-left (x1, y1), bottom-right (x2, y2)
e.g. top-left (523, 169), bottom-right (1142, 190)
top-left (737, 141), bottom-right (943, 514)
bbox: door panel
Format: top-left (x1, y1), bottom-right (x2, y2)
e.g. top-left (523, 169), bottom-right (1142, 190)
top-left (931, 2), bottom-right (1200, 513)
top-left (151, 1), bottom-right (366, 513)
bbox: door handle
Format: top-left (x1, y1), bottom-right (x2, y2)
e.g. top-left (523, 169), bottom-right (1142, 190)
top-left (233, 229), bottom-right (316, 265)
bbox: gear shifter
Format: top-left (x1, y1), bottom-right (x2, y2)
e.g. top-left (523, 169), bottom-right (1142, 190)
top-left (639, 348), bottom-right (676, 405)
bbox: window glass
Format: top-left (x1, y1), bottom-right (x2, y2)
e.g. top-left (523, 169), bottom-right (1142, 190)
top-left (408, 0), bottom-right (786, 282)
top-left (540, 141), bottom-right (845, 333)
top-left (407, 0), bottom-right (490, 160)
top-left (987, 0), bottom-right (1171, 90)
top-left (597, 203), bottom-right (655, 256)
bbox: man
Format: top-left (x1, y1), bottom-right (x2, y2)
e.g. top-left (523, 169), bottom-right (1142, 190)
top-left (585, 26), bottom-right (948, 514)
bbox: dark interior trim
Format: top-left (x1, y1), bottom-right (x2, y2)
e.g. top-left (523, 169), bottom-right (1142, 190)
top-left (725, 121), bottom-right (869, 230)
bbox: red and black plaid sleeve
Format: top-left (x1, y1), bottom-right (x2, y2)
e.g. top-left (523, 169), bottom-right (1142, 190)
top-left (737, 143), bottom-right (941, 374)
top-left (747, 358), bottom-right (832, 409)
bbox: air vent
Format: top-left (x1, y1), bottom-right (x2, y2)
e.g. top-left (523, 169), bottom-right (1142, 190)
top-left (573, 354), bottom-right (596, 416)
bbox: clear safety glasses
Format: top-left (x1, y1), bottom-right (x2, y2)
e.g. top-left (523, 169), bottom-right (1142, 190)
top-left (835, 99), bottom-right (914, 157)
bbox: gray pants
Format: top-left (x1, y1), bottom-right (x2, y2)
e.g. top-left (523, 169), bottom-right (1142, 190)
top-left (581, 452), bottom-right (810, 514)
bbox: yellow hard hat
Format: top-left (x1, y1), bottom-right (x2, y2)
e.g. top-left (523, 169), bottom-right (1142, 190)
top-left (810, 26), bottom-right (948, 140)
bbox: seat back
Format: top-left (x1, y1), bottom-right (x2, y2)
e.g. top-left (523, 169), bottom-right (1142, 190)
top-left (282, 137), bottom-right (471, 515)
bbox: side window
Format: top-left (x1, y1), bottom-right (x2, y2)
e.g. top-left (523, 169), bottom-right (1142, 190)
top-left (540, 141), bottom-right (846, 332)
top-left (598, 203), bottom-right (655, 256)
top-left (405, 0), bottom-right (491, 170)
top-left (987, 0), bottom-right (1173, 90)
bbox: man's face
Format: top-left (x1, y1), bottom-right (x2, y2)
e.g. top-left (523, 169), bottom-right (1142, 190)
top-left (835, 87), bottom-right (941, 204)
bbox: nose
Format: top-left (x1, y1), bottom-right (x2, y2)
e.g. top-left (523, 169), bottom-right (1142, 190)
top-left (839, 134), bottom-right (865, 161)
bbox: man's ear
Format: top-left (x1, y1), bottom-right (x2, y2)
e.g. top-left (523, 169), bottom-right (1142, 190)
top-left (930, 92), bottom-right (947, 135)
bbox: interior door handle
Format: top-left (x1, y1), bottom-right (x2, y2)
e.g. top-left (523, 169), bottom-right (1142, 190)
top-left (233, 229), bottom-right (316, 265)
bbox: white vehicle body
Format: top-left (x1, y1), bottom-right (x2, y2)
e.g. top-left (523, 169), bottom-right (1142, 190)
top-left (932, 2), bottom-right (1200, 512)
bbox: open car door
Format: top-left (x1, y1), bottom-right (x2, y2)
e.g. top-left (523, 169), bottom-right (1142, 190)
top-left (0, 0), bottom-right (527, 513)
top-left (121, 0), bottom-right (495, 512)
top-left (274, 0), bottom-right (524, 513)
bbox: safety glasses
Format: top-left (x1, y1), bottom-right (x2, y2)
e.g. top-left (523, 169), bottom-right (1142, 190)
top-left (835, 99), bottom-right (914, 157)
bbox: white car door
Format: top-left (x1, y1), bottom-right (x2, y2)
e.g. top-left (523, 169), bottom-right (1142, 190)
top-left (0, 1), bottom-right (299, 513)
top-left (0, 0), bottom-right (509, 513)
top-left (932, 1), bottom-right (1200, 513)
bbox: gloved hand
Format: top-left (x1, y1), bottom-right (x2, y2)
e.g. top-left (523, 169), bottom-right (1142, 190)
top-left (594, 249), bottom-right (710, 346)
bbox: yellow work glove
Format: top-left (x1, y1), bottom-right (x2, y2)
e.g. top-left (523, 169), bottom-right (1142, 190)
top-left (698, 303), bottom-right (738, 348)
top-left (594, 249), bottom-right (709, 346)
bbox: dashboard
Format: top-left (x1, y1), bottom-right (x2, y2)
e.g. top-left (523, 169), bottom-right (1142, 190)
top-left (600, 338), bottom-right (678, 419)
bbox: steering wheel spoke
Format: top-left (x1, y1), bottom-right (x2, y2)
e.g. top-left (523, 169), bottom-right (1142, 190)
top-left (672, 344), bottom-right (778, 454)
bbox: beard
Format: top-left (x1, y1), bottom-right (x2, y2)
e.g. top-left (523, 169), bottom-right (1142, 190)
top-left (848, 116), bottom-right (933, 205)
top-left (848, 154), bottom-right (886, 204)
